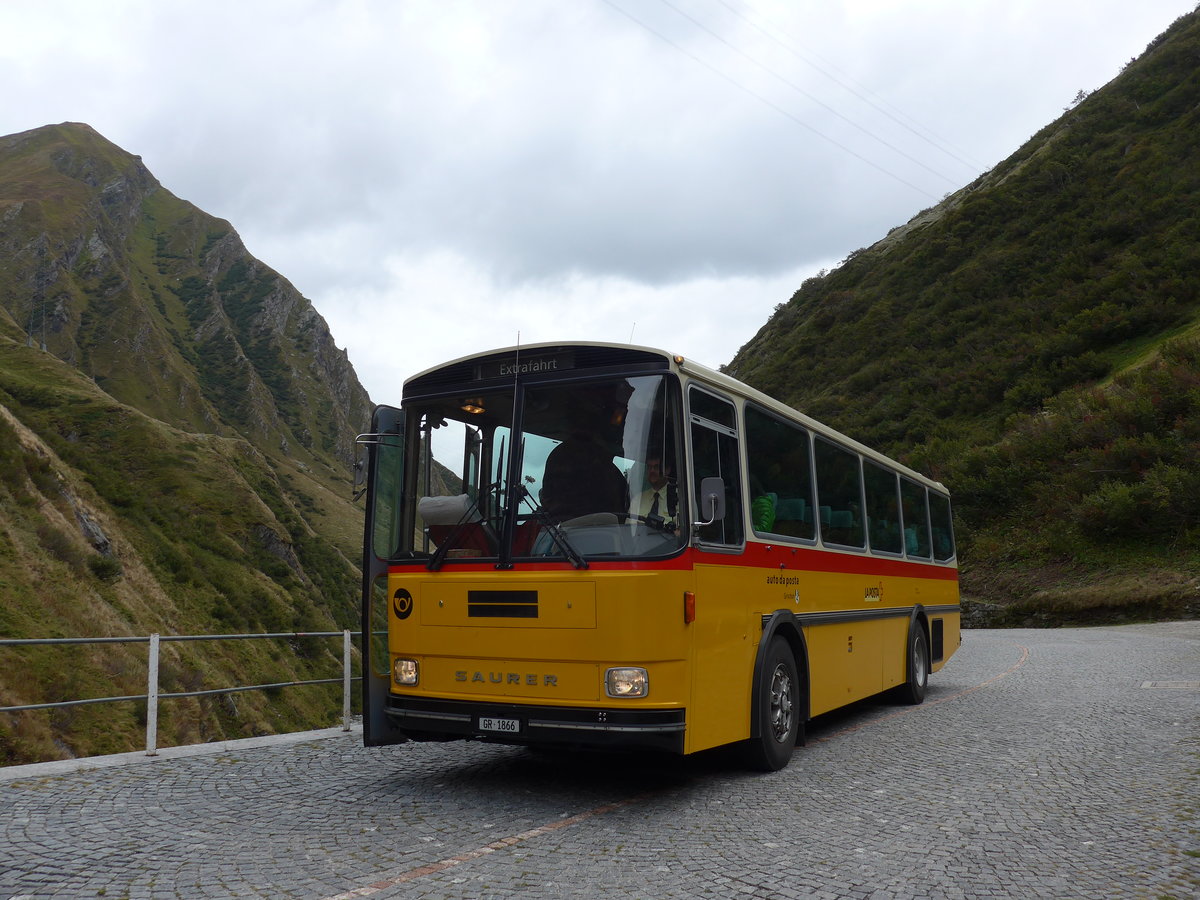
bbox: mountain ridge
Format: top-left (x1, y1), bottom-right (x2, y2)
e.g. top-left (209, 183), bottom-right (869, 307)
top-left (0, 122), bottom-right (373, 764)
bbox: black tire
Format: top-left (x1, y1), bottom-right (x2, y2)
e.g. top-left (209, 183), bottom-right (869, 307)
top-left (894, 622), bottom-right (929, 705)
top-left (743, 638), bottom-right (801, 772)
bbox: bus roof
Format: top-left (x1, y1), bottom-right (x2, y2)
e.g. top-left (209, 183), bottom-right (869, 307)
top-left (402, 341), bottom-right (948, 494)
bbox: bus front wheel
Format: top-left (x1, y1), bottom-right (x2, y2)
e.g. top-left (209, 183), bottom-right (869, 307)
top-left (893, 623), bottom-right (929, 705)
top-left (744, 638), bottom-right (800, 772)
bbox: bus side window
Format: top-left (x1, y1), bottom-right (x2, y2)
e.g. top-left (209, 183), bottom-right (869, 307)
top-left (929, 491), bottom-right (956, 561)
top-left (745, 404), bottom-right (814, 541)
top-left (863, 460), bottom-right (903, 554)
top-left (814, 438), bottom-right (865, 549)
top-left (900, 477), bottom-right (932, 558)
top-left (689, 388), bottom-right (743, 546)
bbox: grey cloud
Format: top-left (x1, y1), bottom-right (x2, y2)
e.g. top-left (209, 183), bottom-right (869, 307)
top-left (3, 0), bottom-right (1190, 312)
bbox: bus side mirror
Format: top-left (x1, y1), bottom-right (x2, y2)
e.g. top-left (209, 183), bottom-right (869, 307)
top-left (694, 477), bottom-right (726, 527)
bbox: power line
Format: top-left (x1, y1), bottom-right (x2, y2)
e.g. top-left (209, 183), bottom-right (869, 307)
top-left (597, 0), bottom-right (941, 201)
top-left (714, 0), bottom-right (988, 172)
top-left (655, 0), bottom-right (963, 189)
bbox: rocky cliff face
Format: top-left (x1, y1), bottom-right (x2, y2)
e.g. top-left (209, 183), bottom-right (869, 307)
top-left (0, 122), bottom-right (371, 468)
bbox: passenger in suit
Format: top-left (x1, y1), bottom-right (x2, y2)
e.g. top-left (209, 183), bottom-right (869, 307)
top-left (630, 454), bottom-right (676, 527)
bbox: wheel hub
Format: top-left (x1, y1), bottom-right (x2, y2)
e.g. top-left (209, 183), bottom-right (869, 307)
top-left (768, 663), bottom-right (794, 743)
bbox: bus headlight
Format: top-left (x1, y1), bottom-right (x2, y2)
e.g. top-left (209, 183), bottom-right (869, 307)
top-left (393, 658), bottom-right (419, 686)
top-left (605, 667), bottom-right (648, 698)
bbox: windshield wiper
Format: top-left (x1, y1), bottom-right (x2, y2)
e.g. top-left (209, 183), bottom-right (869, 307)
top-left (497, 436), bottom-right (588, 570)
top-left (517, 483), bottom-right (589, 570)
top-left (425, 495), bottom-right (497, 572)
top-left (426, 520), bottom-right (466, 572)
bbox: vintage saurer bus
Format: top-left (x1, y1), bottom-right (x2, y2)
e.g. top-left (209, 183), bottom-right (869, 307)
top-left (358, 343), bottom-right (959, 770)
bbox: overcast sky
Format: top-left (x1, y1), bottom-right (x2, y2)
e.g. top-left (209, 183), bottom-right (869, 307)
top-left (3, 0), bottom-right (1195, 401)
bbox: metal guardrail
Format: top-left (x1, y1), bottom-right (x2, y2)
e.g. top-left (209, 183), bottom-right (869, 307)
top-left (0, 630), bottom-right (358, 756)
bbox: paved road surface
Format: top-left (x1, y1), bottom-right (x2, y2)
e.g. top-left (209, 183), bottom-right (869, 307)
top-left (2, 623), bottom-right (1197, 899)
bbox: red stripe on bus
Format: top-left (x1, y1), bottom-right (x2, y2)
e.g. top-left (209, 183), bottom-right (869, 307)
top-left (388, 543), bottom-right (957, 581)
top-left (730, 542), bottom-right (959, 580)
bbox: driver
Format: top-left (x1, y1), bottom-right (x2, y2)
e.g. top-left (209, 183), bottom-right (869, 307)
top-left (540, 432), bottom-right (629, 523)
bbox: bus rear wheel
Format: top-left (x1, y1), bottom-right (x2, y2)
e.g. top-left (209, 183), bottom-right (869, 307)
top-left (744, 638), bottom-right (800, 772)
top-left (893, 623), bottom-right (929, 705)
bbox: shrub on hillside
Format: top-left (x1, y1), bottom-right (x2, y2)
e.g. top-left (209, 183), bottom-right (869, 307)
top-left (953, 337), bottom-right (1200, 551)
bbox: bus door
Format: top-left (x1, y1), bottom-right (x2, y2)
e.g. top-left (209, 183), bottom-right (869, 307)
top-left (357, 405), bottom-right (409, 746)
top-left (686, 387), bottom-right (752, 752)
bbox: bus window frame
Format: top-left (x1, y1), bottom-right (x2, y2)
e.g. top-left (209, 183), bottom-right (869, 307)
top-left (812, 434), bottom-right (867, 553)
top-left (899, 475), bottom-right (933, 560)
top-left (392, 368), bottom-right (691, 566)
top-left (862, 458), bottom-right (905, 558)
top-left (928, 490), bottom-right (957, 563)
top-left (743, 402), bottom-right (818, 547)
top-left (686, 384), bottom-right (745, 553)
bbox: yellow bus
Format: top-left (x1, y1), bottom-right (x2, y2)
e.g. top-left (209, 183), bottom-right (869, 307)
top-left (358, 342), bottom-right (959, 770)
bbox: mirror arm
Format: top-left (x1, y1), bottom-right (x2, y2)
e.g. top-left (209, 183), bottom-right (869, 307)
top-left (692, 492), bottom-right (720, 528)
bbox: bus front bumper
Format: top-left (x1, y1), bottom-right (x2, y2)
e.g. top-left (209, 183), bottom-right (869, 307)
top-left (386, 695), bottom-right (686, 754)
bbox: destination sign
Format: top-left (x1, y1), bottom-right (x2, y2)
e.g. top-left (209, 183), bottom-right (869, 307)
top-left (475, 351), bottom-right (575, 380)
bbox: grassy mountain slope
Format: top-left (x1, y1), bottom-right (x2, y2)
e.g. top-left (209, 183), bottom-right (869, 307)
top-left (728, 11), bottom-right (1200, 622)
top-left (0, 124), bottom-right (372, 763)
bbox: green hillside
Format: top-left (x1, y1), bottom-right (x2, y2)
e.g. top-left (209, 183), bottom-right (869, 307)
top-left (0, 124), bottom-right (372, 764)
top-left (729, 10), bottom-right (1200, 623)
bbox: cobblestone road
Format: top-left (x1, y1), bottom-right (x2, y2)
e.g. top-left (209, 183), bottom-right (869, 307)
top-left (2, 623), bottom-right (1197, 900)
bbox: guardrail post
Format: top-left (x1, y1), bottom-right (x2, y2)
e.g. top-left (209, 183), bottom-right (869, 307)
top-left (342, 629), bottom-right (352, 731)
top-left (145, 633), bottom-right (160, 756)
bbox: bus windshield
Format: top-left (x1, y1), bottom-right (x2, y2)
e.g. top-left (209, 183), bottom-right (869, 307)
top-left (398, 373), bottom-right (685, 563)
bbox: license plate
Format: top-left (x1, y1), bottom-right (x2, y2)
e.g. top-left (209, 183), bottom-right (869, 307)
top-left (478, 716), bottom-right (521, 734)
